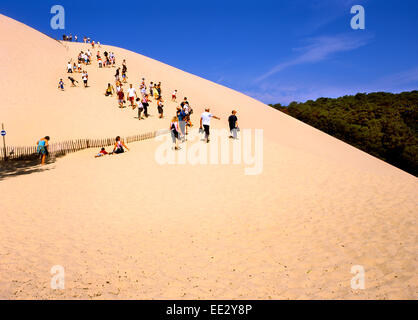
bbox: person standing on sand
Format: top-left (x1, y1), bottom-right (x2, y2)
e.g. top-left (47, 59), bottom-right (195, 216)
top-left (228, 110), bottom-right (239, 139)
top-left (113, 136), bottom-right (129, 154)
top-left (117, 88), bottom-right (125, 108)
top-left (177, 106), bottom-right (186, 142)
top-left (82, 71), bottom-right (88, 87)
top-left (200, 108), bottom-right (220, 143)
top-left (170, 116), bottom-right (180, 150)
top-left (172, 90), bottom-right (177, 102)
top-left (58, 79), bottom-right (64, 91)
top-left (149, 82), bottom-right (154, 97)
top-left (37, 136), bottom-right (50, 165)
top-left (141, 94), bottom-right (151, 117)
top-left (157, 96), bottom-right (164, 118)
top-left (127, 84), bottom-right (137, 109)
top-left (180, 97), bottom-right (189, 108)
top-left (115, 67), bottom-right (120, 81)
top-left (67, 61), bottom-right (73, 73)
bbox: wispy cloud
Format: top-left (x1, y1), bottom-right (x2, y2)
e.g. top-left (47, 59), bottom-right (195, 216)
top-left (255, 33), bottom-right (373, 82)
top-left (379, 67), bottom-right (418, 86)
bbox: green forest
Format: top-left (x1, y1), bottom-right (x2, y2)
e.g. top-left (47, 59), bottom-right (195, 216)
top-left (269, 90), bottom-right (418, 176)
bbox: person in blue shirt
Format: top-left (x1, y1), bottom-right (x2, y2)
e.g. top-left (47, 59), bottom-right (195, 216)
top-left (37, 136), bottom-right (50, 164)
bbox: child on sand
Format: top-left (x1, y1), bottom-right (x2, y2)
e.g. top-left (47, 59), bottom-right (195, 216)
top-left (58, 79), bottom-right (64, 90)
top-left (95, 147), bottom-right (109, 157)
top-left (67, 62), bottom-right (72, 73)
top-left (172, 90), bottom-right (177, 102)
top-left (36, 136), bottom-right (50, 164)
top-left (113, 136), bottom-right (129, 154)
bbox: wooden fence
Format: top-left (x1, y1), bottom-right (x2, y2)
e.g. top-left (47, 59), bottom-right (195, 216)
top-left (0, 129), bottom-right (169, 161)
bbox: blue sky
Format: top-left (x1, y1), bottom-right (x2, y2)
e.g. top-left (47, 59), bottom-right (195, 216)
top-left (1, 0), bottom-right (417, 104)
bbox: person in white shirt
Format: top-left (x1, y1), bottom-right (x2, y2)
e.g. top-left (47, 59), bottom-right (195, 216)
top-left (82, 71), bottom-right (88, 87)
top-left (127, 84), bottom-right (137, 109)
top-left (200, 108), bottom-right (220, 143)
top-left (67, 62), bottom-right (72, 73)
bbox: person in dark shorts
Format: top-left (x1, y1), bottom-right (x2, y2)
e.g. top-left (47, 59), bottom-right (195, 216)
top-left (58, 79), bottom-right (64, 90)
top-left (113, 136), bottom-right (129, 154)
top-left (200, 108), bottom-right (220, 143)
top-left (228, 110), bottom-right (239, 139)
top-left (157, 96), bottom-right (164, 118)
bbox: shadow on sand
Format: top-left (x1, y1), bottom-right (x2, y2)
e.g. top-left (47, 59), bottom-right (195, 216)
top-left (0, 157), bottom-right (56, 181)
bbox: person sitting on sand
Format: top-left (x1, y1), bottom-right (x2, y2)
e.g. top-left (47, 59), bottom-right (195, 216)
top-left (37, 136), bottom-right (50, 165)
top-left (95, 147), bottom-right (109, 158)
top-left (105, 83), bottom-right (115, 96)
top-left (113, 136), bottom-right (129, 154)
top-left (58, 79), bottom-right (64, 91)
top-left (68, 76), bottom-right (78, 87)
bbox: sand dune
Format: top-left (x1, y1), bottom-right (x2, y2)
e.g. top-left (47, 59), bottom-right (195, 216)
top-left (0, 14), bottom-right (417, 299)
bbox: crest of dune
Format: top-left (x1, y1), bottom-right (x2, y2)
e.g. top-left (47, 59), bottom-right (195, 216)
top-left (0, 14), bottom-right (416, 300)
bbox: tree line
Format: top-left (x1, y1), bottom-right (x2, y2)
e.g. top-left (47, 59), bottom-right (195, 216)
top-left (269, 90), bottom-right (418, 176)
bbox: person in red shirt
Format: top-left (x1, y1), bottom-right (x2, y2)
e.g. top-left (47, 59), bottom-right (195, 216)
top-left (95, 148), bottom-right (109, 158)
top-left (117, 88), bottom-right (125, 108)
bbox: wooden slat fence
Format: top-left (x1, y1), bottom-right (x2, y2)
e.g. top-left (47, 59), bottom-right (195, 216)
top-left (0, 130), bottom-right (164, 161)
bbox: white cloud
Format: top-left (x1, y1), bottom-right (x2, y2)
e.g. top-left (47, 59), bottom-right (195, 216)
top-left (255, 33), bottom-right (373, 82)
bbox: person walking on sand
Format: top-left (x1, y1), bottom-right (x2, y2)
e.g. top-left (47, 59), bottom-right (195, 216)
top-left (37, 136), bottom-right (50, 164)
top-left (68, 76), bottom-right (78, 87)
top-left (117, 87), bottom-right (125, 108)
top-left (177, 106), bottom-right (186, 142)
top-left (113, 136), bottom-right (129, 154)
top-left (200, 108), bottom-right (220, 143)
top-left (127, 84), bottom-right (137, 109)
top-left (115, 67), bottom-right (120, 81)
top-left (141, 94), bottom-right (151, 117)
top-left (172, 90), bottom-right (177, 102)
top-left (157, 96), bottom-right (164, 118)
top-left (58, 79), bottom-right (64, 91)
top-left (228, 110), bottom-right (239, 139)
top-left (82, 71), bottom-right (88, 87)
top-left (170, 116), bottom-right (180, 150)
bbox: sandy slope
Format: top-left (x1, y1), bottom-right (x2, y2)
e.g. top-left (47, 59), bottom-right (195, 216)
top-left (0, 14), bottom-right (417, 299)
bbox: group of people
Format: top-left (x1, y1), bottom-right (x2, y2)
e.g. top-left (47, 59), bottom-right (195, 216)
top-left (52, 42), bottom-right (241, 162)
top-left (62, 34), bottom-right (99, 46)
